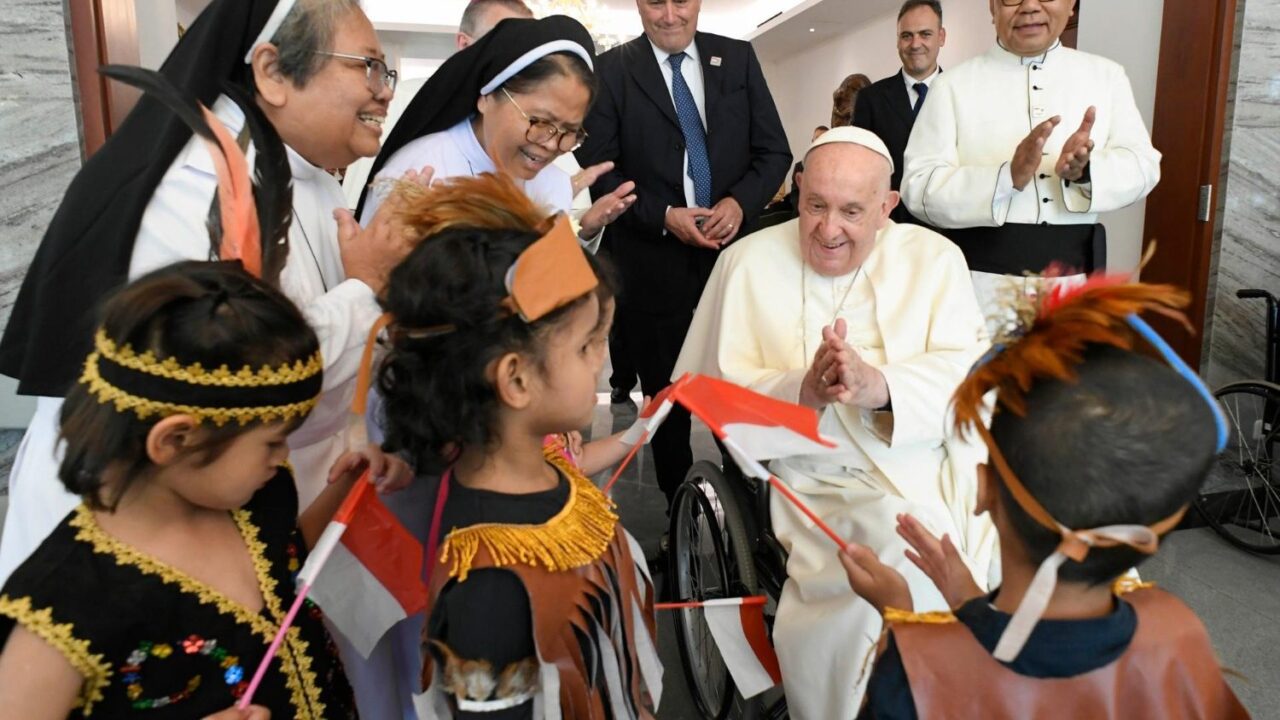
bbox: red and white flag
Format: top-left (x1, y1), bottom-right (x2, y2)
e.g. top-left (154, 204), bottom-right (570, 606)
top-left (674, 373), bottom-right (839, 478)
top-left (304, 478), bottom-right (429, 658)
top-left (699, 597), bottom-right (782, 698)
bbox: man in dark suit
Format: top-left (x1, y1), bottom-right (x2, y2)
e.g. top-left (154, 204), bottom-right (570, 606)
top-left (578, 0), bottom-right (790, 509)
top-left (853, 0), bottom-right (946, 224)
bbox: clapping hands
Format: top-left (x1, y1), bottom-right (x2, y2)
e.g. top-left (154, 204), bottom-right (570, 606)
top-left (840, 514), bottom-right (985, 616)
top-left (799, 319), bottom-right (890, 410)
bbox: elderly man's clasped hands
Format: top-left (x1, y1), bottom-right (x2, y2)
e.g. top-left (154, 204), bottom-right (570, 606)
top-left (800, 318), bottom-right (890, 410)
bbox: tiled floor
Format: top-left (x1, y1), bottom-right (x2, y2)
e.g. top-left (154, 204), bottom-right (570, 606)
top-left (1, 381), bottom-right (1276, 718)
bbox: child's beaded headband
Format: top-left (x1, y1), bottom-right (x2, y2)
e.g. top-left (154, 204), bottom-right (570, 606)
top-left (80, 328), bottom-right (323, 426)
top-left (953, 276), bottom-right (1228, 662)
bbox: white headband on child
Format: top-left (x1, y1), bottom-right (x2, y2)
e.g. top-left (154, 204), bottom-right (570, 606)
top-left (244, 0), bottom-right (299, 64)
top-left (478, 40), bottom-right (595, 96)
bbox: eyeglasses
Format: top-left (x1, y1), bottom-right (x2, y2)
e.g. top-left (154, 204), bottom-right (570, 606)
top-left (313, 51), bottom-right (398, 93)
top-left (999, 0), bottom-right (1056, 5)
top-left (501, 88), bottom-right (588, 152)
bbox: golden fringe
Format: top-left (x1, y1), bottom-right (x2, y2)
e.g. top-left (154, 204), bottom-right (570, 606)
top-left (0, 595), bottom-right (112, 715)
top-left (94, 329), bottom-right (322, 388)
top-left (1112, 577), bottom-right (1156, 596)
top-left (883, 607), bottom-right (957, 625)
top-left (80, 352), bottom-right (317, 426)
top-left (440, 453), bottom-right (619, 582)
top-left (71, 506), bottom-right (325, 718)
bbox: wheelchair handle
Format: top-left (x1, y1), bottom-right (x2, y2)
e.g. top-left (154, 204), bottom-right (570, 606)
top-left (1237, 289), bottom-right (1275, 302)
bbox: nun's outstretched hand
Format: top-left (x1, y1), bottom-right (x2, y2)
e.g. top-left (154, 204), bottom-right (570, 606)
top-left (572, 161), bottom-right (615, 197)
top-left (334, 166), bottom-right (435, 294)
top-left (579, 180), bottom-right (637, 238)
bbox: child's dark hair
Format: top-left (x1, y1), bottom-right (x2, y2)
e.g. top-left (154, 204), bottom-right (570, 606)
top-left (59, 261), bottom-right (320, 510)
top-left (377, 174), bottom-right (613, 471)
top-left (990, 345), bottom-right (1217, 584)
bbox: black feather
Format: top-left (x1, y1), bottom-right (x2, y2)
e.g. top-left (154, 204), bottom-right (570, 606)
top-left (223, 82), bottom-right (293, 285)
top-left (99, 65), bottom-right (232, 265)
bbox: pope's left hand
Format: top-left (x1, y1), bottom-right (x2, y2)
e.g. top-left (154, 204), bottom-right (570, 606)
top-left (701, 196), bottom-right (744, 244)
top-left (579, 180), bottom-right (637, 238)
top-left (1055, 106), bottom-right (1096, 182)
top-left (326, 445), bottom-right (414, 494)
top-left (816, 320), bottom-right (890, 410)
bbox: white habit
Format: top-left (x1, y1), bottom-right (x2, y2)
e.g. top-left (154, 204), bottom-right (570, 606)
top-left (900, 42), bottom-right (1161, 322)
top-left (674, 219), bottom-right (999, 719)
top-left (0, 96), bottom-right (382, 585)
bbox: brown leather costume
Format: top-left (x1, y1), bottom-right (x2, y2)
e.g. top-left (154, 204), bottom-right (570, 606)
top-left (422, 458), bottom-right (658, 718)
top-left (888, 586), bottom-right (1249, 719)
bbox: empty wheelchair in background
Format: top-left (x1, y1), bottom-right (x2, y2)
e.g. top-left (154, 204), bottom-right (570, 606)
top-left (667, 460), bottom-right (789, 719)
top-left (1197, 288), bottom-right (1280, 553)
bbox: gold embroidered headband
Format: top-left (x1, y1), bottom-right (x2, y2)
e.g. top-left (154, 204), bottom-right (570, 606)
top-left (80, 329), bottom-right (323, 426)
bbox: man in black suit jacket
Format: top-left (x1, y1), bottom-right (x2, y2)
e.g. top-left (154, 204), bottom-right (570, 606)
top-left (853, 0), bottom-right (946, 224)
top-left (577, 0), bottom-right (790, 508)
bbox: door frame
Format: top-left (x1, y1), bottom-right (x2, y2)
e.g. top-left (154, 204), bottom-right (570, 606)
top-left (67, 0), bottom-right (140, 159)
top-left (1140, 0), bottom-right (1239, 368)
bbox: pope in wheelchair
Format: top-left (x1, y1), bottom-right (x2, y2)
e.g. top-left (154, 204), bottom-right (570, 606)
top-left (673, 127), bottom-right (999, 719)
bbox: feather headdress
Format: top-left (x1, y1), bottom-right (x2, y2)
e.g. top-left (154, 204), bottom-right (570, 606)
top-left (951, 274), bottom-right (1227, 663)
top-left (98, 65), bottom-right (292, 282)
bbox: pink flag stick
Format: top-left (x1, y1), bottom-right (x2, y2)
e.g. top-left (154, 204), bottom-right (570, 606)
top-left (238, 583), bottom-right (312, 708)
top-left (238, 472), bottom-right (372, 708)
top-left (601, 429), bottom-right (648, 495)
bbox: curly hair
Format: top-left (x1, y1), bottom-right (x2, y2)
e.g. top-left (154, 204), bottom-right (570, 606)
top-left (377, 173), bottom-right (613, 471)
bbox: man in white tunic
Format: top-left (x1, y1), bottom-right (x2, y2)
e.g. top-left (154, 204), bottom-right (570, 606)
top-left (675, 127), bottom-right (998, 719)
top-left (901, 0), bottom-right (1160, 325)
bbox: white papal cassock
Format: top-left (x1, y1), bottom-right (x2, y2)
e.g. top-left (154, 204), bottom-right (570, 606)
top-left (901, 41), bottom-right (1160, 325)
top-left (0, 96), bottom-right (382, 585)
top-left (674, 219), bottom-right (999, 719)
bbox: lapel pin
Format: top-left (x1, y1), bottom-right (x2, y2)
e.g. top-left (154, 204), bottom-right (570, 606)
top-left (710, 56), bottom-right (722, 67)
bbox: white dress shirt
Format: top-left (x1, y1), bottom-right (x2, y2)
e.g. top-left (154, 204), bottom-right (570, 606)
top-left (902, 66), bottom-right (941, 109)
top-left (649, 38), bottom-right (708, 210)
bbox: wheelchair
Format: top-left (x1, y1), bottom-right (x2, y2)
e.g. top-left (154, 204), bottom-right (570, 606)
top-left (667, 460), bottom-right (790, 719)
top-left (1197, 288), bottom-right (1280, 553)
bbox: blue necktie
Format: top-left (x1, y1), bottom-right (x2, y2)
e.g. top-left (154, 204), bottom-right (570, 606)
top-left (669, 52), bottom-right (712, 209)
top-left (912, 82), bottom-right (929, 116)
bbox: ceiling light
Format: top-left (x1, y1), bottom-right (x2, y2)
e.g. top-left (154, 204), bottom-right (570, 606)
top-left (809, 27), bottom-right (815, 32)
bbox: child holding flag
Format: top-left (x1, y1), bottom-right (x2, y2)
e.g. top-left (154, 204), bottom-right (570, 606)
top-left (375, 174), bottom-right (662, 718)
top-left (0, 262), bottom-right (410, 718)
top-left (840, 280), bottom-right (1249, 719)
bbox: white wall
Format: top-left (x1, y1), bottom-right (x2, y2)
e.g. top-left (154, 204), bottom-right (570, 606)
top-left (756, 0), bottom-right (1166, 273)
top-left (1076, 0), bottom-right (1164, 272)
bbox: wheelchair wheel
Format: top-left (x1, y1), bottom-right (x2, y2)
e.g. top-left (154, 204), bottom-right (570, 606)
top-left (1197, 381), bottom-right (1280, 553)
top-left (670, 461), bottom-right (762, 719)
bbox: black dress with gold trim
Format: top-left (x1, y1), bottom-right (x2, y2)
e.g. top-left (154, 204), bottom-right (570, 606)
top-left (0, 468), bottom-right (355, 719)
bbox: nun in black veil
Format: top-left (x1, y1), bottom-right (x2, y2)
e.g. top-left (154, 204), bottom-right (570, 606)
top-left (356, 15), bottom-right (636, 253)
top-left (0, 0), bottom-right (422, 688)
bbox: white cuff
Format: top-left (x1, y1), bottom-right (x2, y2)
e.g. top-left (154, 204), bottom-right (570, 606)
top-left (992, 162), bottom-right (1016, 225)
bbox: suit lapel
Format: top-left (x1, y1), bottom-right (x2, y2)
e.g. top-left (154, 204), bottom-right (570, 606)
top-left (627, 37), bottom-right (679, 128)
top-left (696, 33), bottom-right (724, 131)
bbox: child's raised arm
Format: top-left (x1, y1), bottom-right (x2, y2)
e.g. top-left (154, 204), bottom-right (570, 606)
top-left (297, 446), bottom-right (413, 549)
top-left (896, 513), bottom-right (985, 609)
top-left (0, 625), bottom-right (81, 719)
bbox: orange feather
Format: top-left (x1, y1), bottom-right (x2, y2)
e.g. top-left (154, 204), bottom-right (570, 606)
top-left (199, 105), bottom-right (261, 278)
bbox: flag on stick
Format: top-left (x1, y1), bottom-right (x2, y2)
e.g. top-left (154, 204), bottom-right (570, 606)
top-left (239, 472), bottom-right (428, 708)
top-left (655, 596), bottom-right (781, 698)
